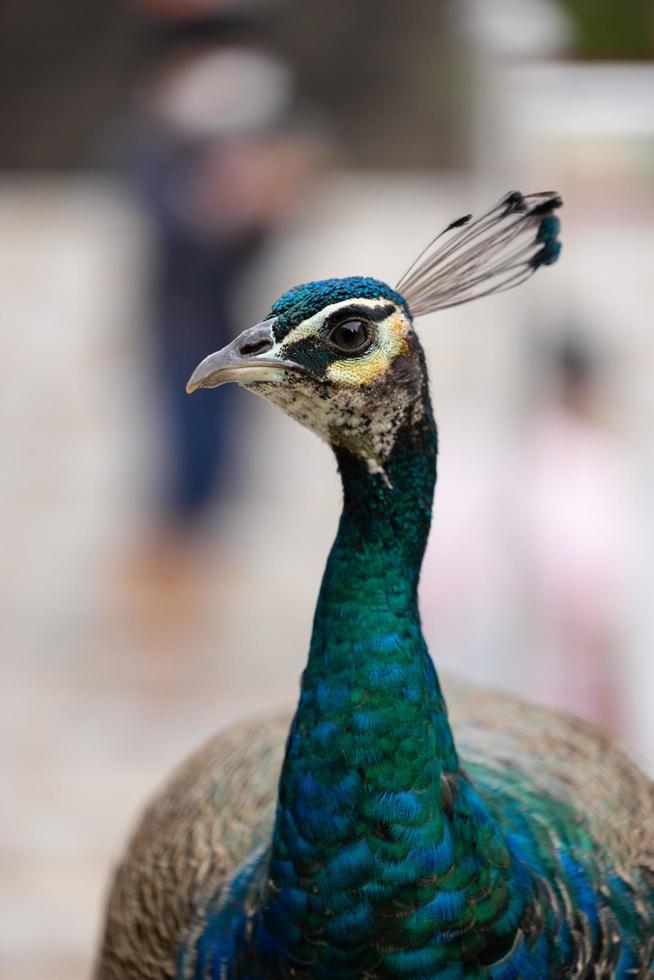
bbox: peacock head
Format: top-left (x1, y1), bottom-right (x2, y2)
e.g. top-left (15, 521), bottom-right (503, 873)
top-left (187, 191), bottom-right (562, 473)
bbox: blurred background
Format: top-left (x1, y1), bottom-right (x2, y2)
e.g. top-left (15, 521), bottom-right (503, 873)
top-left (2, 1), bottom-right (654, 976)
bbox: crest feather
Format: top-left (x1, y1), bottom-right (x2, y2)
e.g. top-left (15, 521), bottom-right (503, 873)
top-left (396, 191), bottom-right (562, 318)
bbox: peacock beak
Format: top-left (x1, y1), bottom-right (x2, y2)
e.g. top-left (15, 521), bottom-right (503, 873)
top-left (186, 318), bottom-right (307, 393)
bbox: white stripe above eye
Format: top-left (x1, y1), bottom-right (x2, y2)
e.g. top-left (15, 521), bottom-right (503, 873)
top-left (275, 297), bottom-right (398, 355)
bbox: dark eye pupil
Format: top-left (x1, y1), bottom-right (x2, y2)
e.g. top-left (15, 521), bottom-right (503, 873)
top-left (330, 320), bottom-right (369, 352)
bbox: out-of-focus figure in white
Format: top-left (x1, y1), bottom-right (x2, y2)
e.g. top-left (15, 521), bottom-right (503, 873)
top-left (421, 335), bottom-right (633, 734)
top-left (512, 337), bottom-right (632, 729)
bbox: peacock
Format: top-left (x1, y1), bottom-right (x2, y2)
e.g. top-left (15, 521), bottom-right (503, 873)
top-left (96, 191), bottom-right (654, 979)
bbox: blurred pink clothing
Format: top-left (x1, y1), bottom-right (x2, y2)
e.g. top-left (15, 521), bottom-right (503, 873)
top-left (514, 406), bottom-right (631, 724)
top-left (420, 408), bottom-right (632, 729)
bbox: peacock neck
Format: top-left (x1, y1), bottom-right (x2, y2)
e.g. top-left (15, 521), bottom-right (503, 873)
top-left (314, 399), bottom-right (436, 627)
top-left (299, 393), bottom-right (460, 771)
top-left (302, 391), bottom-right (457, 772)
top-left (247, 382), bottom-right (537, 975)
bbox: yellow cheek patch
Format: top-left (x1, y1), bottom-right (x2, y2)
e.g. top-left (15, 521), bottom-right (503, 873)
top-left (326, 313), bottom-right (409, 386)
top-left (327, 346), bottom-right (389, 385)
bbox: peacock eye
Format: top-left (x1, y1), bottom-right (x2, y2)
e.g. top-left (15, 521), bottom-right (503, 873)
top-left (327, 319), bottom-right (371, 355)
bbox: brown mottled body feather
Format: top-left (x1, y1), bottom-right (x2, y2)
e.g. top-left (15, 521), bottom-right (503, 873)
top-left (95, 679), bottom-right (654, 979)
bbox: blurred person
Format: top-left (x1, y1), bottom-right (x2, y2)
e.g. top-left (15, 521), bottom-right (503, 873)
top-left (512, 335), bottom-right (633, 730)
top-left (121, 18), bottom-right (320, 619)
top-left (419, 411), bottom-right (516, 690)
top-left (421, 332), bottom-right (633, 734)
